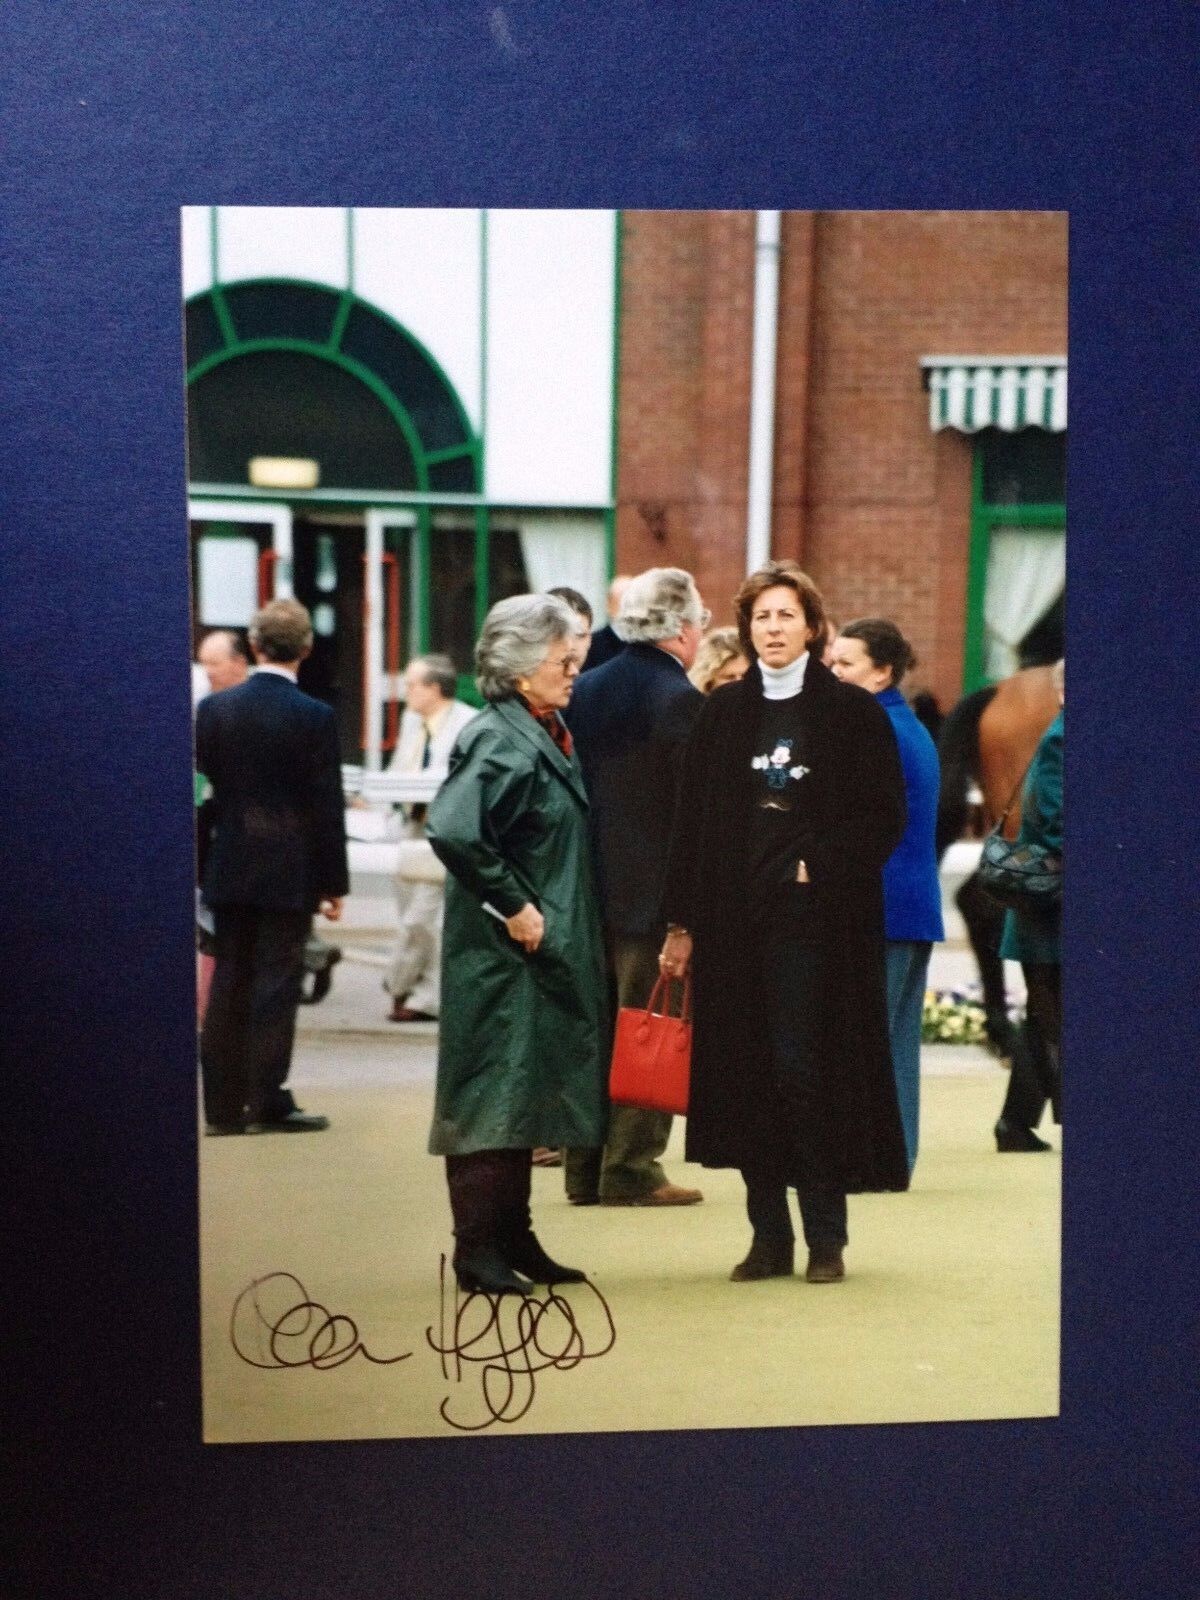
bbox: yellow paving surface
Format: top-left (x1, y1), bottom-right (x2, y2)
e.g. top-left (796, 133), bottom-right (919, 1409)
top-left (199, 1043), bottom-right (1059, 1443)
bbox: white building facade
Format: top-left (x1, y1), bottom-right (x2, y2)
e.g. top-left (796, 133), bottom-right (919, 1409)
top-left (183, 206), bottom-right (618, 765)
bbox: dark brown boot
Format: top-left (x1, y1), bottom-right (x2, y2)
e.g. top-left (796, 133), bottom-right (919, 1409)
top-left (804, 1246), bottom-right (845, 1284)
top-left (730, 1236), bottom-right (794, 1281)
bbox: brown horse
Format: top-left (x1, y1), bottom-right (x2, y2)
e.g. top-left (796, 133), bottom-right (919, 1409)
top-left (976, 665), bottom-right (1060, 835)
top-left (937, 664), bottom-right (1059, 852)
top-left (935, 664), bottom-right (1060, 1051)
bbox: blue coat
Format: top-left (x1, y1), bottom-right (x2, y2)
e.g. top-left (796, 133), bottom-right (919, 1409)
top-left (876, 688), bottom-right (944, 943)
top-left (1000, 710), bottom-right (1063, 966)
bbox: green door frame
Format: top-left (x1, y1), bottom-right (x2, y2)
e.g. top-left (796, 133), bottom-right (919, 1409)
top-left (186, 271), bottom-right (617, 702)
top-left (963, 447), bottom-right (1065, 693)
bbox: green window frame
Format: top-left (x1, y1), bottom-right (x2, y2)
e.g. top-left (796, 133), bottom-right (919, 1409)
top-left (185, 279), bottom-right (482, 498)
top-left (963, 444), bottom-right (1065, 693)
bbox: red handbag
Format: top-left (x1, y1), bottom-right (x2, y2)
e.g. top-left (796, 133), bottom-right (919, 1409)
top-left (608, 974), bottom-right (692, 1116)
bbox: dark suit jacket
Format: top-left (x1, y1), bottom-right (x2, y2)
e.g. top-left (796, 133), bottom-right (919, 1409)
top-left (580, 623), bottom-right (624, 673)
top-left (564, 642), bottom-right (702, 937)
top-left (196, 672), bottom-right (350, 913)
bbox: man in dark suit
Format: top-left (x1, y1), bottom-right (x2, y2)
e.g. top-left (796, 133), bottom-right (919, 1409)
top-left (579, 573), bottom-right (631, 673)
top-left (197, 598), bottom-right (349, 1135)
top-left (564, 567), bottom-right (708, 1204)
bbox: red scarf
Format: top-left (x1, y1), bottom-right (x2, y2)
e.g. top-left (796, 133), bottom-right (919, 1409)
top-left (517, 695), bottom-right (574, 759)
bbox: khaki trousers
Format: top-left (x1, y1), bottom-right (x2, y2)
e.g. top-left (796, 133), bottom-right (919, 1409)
top-left (565, 933), bottom-right (673, 1202)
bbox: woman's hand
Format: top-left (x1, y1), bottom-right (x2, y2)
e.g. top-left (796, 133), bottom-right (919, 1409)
top-left (505, 902), bottom-right (545, 952)
top-left (658, 928), bottom-right (693, 979)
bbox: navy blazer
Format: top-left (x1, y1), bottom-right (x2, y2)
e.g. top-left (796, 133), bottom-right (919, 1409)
top-left (196, 672), bottom-right (350, 913)
top-left (565, 642), bottom-right (702, 937)
top-left (579, 623), bottom-right (624, 673)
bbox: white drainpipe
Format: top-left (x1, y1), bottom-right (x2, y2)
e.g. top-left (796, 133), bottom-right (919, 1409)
top-left (746, 209), bottom-right (781, 574)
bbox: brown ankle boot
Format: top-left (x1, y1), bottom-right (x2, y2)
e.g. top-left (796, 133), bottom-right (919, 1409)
top-left (730, 1237), bottom-right (794, 1281)
top-left (804, 1246), bottom-right (845, 1283)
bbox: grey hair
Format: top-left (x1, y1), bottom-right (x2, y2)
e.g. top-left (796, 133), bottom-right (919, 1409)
top-left (475, 594), bottom-right (576, 701)
top-left (613, 567), bottom-right (702, 644)
top-left (407, 653), bottom-right (458, 698)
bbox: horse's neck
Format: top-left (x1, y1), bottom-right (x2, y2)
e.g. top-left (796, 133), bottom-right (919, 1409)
top-left (978, 667), bottom-right (1059, 828)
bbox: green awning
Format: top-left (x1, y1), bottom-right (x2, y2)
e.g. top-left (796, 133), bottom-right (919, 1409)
top-left (920, 357), bottom-right (1066, 432)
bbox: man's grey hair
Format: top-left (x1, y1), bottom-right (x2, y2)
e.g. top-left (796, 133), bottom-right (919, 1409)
top-left (613, 568), bottom-right (702, 644)
top-left (407, 653), bottom-right (458, 699)
top-left (249, 598), bottom-right (313, 663)
top-left (475, 594), bottom-right (576, 702)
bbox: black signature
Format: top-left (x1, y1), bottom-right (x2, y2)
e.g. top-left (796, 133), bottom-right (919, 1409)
top-left (230, 1272), bottom-right (413, 1370)
top-left (426, 1256), bottom-right (616, 1432)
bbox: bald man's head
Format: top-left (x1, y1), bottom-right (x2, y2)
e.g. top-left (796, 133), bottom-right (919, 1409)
top-left (198, 630), bottom-right (252, 693)
top-left (606, 574), bottom-right (633, 620)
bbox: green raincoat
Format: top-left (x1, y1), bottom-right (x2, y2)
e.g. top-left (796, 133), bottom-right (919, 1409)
top-left (425, 698), bottom-right (609, 1156)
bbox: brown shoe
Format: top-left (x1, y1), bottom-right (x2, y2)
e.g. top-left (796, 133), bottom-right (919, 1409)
top-left (390, 1003), bottom-right (437, 1022)
top-left (730, 1237), bottom-right (794, 1281)
top-left (805, 1247), bottom-right (845, 1283)
top-left (610, 1183), bottom-right (702, 1206)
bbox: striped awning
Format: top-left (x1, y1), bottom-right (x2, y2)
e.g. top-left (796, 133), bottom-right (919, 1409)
top-left (920, 357), bottom-right (1067, 432)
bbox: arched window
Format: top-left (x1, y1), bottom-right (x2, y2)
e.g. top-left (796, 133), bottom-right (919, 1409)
top-left (185, 280), bottom-right (480, 494)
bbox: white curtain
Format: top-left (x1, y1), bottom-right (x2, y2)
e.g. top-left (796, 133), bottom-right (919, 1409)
top-left (983, 528), bottom-right (1065, 680)
top-left (517, 514), bottom-right (608, 619)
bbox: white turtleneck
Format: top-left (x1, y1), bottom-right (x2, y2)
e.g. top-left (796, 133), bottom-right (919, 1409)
top-left (757, 651), bottom-right (809, 700)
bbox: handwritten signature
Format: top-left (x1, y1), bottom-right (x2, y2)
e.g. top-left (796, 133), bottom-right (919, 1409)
top-left (229, 1272), bottom-right (413, 1370)
top-left (227, 1264), bottom-right (617, 1430)
top-left (426, 1256), bottom-right (617, 1432)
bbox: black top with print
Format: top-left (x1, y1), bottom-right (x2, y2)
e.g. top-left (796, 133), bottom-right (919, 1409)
top-left (747, 692), bottom-right (819, 937)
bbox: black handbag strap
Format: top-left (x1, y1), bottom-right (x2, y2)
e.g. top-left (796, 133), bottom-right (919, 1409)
top-left (994, 759), bottom-right (1034, 832)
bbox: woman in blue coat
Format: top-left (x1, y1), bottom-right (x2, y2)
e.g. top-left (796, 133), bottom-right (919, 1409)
top-left (830, 619), bottom-right (944, 1172)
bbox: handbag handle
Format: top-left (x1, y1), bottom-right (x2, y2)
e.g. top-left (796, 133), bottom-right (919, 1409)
top-left (641, 972), bottom-right (692, 1024)
top-left (994, 760), bottom-right (1034, 831)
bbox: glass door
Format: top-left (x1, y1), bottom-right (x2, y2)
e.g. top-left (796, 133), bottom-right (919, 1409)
top-left (363, 510), bottom-right (419, 771)
top-left (188, 499), bottom-right (293, 653)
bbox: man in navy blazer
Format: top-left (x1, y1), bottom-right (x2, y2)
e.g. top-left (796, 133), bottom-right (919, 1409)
top-left (563, 568), bottom-right (708, 1205)
top-left (579, 573), bottom-right (632, 673)
top-left (197, 598), bottom-right (349, 1135)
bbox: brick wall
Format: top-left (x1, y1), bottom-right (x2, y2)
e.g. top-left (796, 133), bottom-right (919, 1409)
top-left (614, 210), bottom-right (755, 623)
top-left (797, 211), bottom-right (1067, 707)
top-left (615, 209), bottom-right (1068, 708)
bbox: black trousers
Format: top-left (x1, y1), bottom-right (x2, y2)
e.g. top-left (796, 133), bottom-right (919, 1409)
top-left (199, 905), bottom-right (310, 1126)
top-left (1000, 961), bottom-right (1062, 1130)
top-left (740, 935), bottom-right (848, 1253)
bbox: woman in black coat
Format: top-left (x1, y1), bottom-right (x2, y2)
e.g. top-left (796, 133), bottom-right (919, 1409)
top-left (660, 562), bottom-right (909, 1284)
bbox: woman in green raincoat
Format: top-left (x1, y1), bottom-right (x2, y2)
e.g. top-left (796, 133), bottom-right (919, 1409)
top-left (426, 593), bottom-right (608, 1295)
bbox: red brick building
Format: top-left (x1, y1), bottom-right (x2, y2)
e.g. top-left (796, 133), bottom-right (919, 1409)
top-left (614, 210), bottom-right (1068, 709)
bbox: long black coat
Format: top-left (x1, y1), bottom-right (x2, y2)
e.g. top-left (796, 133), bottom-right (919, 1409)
top-left (663, 657), bottom-right (910, 1192)
top-left (565, 642), bottom-right (703, 937)
top-left (196, 672), bottom-right (349, 913)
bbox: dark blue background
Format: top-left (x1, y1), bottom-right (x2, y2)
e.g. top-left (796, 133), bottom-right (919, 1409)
top-left (4, 4), bottom-right (1198, 1596)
